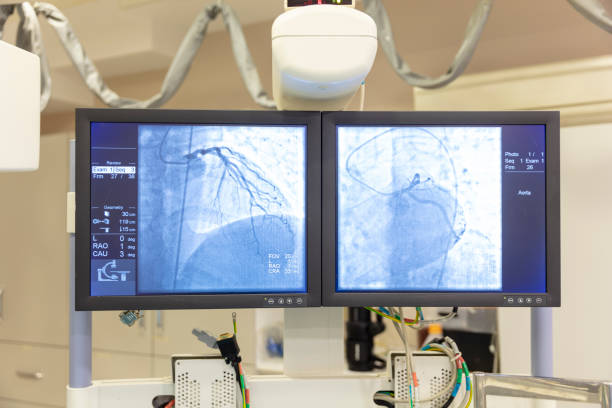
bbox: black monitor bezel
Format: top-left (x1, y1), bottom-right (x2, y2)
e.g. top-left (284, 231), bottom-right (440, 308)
top-left (321, 111), bottom-right (560, 307)
top-left (76, 109), bottom-right (322, 310)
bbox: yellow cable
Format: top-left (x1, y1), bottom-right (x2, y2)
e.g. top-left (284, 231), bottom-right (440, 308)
top-left (366, 307), bottom-right (401, 323)
top-left (466, 386), bottom-right (473, 407)
top-left (365, 307), bottom-right (418, 326)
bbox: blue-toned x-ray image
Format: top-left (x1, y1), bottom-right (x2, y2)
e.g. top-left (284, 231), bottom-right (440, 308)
top-left (138, 125), bottom-right (307, 294)
top-left (337, 126), bottom-right (502, 292)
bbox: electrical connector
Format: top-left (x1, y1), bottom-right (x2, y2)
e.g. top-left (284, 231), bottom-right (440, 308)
top-left (217, 333), bottom-right (241, 365)
top-left (118, 310), bottom-right (142, 327)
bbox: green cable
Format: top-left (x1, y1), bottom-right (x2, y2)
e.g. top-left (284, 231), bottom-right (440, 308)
top-left (364, 307), bottom-right (419, 325)
top-left (240, 374), bottom-right (246, 408)
top-left (463, 361), bottom-right (470, 377)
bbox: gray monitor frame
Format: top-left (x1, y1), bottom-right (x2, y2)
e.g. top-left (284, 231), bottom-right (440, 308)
top-left (76, 109), bottom-right (322, 310)
top-left (321, 111), bottom-right (561, 307)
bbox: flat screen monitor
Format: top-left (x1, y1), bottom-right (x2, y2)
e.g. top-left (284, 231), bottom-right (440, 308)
top-left (76, 109), bottom-right (321, 310)
top-left (322, 111), bottom-right (560, 307)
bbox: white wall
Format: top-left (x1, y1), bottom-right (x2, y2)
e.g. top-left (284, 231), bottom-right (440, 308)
top-left (499, 123), bottom-right (612, 385)
top-left (555, 123), bottom-right (612, 380)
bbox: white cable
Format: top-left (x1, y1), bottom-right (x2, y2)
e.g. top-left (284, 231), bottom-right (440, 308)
top-left (416, 342), bottom-right (458, 404)
top-left (397, 307), bottom-right (413, 405)
top-left (386, 329), bottom-right (460, 406)
top-left (445, 335), bottom-right (471, 408)
top-left (408, 308), bottom-right (458, 330)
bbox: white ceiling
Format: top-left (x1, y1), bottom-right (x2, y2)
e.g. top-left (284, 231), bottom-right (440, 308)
top-left (1, 0), bottom-right (286, 111)
top-left (2, 0), bottom-right (284, 74)
top-left (1, 0), bottom-right (611, 113)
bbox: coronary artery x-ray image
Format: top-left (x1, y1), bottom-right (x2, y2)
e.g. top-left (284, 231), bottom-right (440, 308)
top-left (337, 126), bottom-right (502, 291)
top-left (138, 125), bottom-right (306, 294)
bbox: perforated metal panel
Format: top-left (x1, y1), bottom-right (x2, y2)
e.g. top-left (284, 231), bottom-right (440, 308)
top-left (394, 355), bottom-right (410, 407)
top-left (393, 352), bottom-right (463, 408)
top-left (175, 370), bottom-right (201, 408)
top-left (428, 367), bottom-right (453, 408)
top-left (211, 369), bottom-right (236, 408)
top-left (174, 357), bottom-right (236, 408)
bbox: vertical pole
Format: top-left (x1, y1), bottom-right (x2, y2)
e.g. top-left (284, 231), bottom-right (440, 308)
top-left (603, 383), bottom-right (612, 408)
top-left (69, 139), bottom-right (92, 388)
top-left (530, 307), bottom-right (553, 377)
top-left (472, 373), bottom-right (487, 408)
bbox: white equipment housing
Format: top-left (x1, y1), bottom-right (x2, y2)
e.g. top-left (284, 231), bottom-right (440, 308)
top-left (272, 5), bottom-right (377, 110)
top-left (0, 40), bottom-right (40, 172)
top-left (284, 0), bottom-right (355, 10)
top-left (392, 351), bottom-right (465, 408)
top-left (173, 356), bottom-right (236, 408)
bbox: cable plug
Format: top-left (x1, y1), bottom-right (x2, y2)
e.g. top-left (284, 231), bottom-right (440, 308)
top-left (217, 333), bottom-right (241, 366)
top-left (118, 310), bottom-right (142, 327)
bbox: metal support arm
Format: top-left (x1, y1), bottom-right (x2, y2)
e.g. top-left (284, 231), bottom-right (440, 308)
top-left (473, 372), bottom-right (612, 407)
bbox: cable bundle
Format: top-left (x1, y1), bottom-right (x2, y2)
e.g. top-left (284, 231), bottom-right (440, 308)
top-left (422, 337), bottom-right (472, 408)
top-left (217, 312), bottom-right (250, 408)
top-left (238, 362), bottom-right (251, 408)
top-left (370, 307), bottom-right (470, 408)
top-left (365, 306), bottom-right (458, 329)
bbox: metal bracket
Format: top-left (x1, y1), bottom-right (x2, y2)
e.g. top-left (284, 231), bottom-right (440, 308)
top-left (156, 310), bottom-right (163, 330)
top-left (16, 370), bottom-right (45, 380)
top-left (473, 372), bottom-right (612, 407)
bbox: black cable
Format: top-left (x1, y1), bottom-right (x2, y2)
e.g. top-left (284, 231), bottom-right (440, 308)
top-left (373, 391), bottom-right (395, 408)
top-left (151, 395), bottom-right (174, 408)
top-left (231, 362), bottom-right (241, 386)
top-left (441, 395), bottom-right (455, 408)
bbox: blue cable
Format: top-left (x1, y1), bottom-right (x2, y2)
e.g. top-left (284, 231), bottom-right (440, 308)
top-left (451, 383), bottom-right (461, 397)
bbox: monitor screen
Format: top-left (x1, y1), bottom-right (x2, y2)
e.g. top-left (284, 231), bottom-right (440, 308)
top-left (322, 112), bottom-right (560, 307)
top-left (76, 110), bottom-right (322, 310)
top-left (77, 110), bottom-right (559, 310)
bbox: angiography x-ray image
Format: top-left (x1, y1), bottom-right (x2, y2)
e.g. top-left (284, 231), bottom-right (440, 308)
top-left (337, 126), bottom-right (502, 291)
top-left (138, 125), bottom-right (307, 294)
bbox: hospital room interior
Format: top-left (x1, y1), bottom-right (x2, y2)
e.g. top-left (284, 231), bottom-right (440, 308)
top-left (0, 0), bottom-right (611, 407)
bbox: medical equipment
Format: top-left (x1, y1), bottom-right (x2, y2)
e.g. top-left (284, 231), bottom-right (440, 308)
top-left (272, 4), bottom-right (377, 110)
top-left (76, 109), bottom-right (560, 310)
top-left (165, 344), bottom-right (471, 408)
top-left (65, 133), bottom-right (558, 407)
top-left (322, 111), bottom-right (561, 308)
top-left (0, 39), bottom-right (39, 171)
top-left (385, 349), bottom-right (469, 408)
top-left (2, 0), bottom-right (612, 113)
top-left (171, 356), bottom-right (237, 408)
top-left (286, 0), bottom-right (355, 8)
top-left (75, 109), bottom-right (322, 310)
